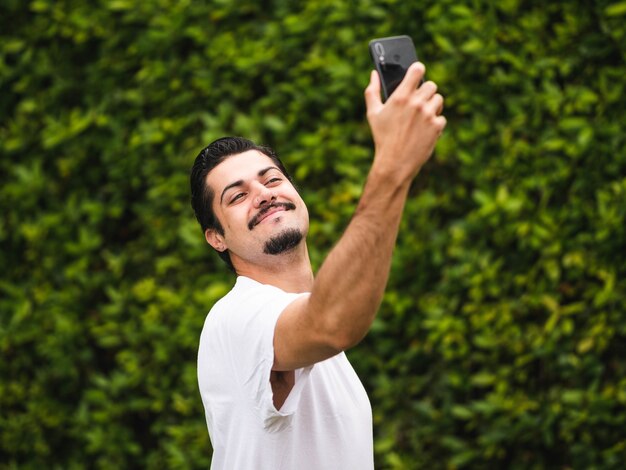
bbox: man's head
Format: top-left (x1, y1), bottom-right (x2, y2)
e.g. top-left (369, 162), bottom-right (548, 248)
top-left (190, 137), bottom-right (307, 272)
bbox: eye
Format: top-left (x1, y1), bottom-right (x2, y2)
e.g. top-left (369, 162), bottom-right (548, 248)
top-left (230, 192), bottom-right (246, 204)
top-left (266, 177), bottom-right (282, 186)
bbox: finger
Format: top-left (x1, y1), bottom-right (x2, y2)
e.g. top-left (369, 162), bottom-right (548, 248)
top-left (393, 62), bottom-right (426, 98)
top-left (425, 93), bottom-right (444, 116)
top-left (435, 93), bottom-right (444, 115)
top-left (417, 80), bottom-right (438, 100)
top-left (434, 115), bottom-right (447, 133)
top-left (364, 70), bottom-right (383, 114)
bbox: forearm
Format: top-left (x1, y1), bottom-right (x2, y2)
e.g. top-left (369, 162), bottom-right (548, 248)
top-left (307, 164), bottom-right (412, 349)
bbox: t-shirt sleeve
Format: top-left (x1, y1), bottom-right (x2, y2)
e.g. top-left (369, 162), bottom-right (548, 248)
top-left (225, 283), bottom-right (313, 432)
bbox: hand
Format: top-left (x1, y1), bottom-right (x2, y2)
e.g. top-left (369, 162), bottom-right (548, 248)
top-left (364, 62), bottom-right (446, 183)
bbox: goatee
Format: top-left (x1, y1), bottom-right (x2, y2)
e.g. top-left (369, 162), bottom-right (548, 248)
top-left (264, 228), bottom-right (303, 255)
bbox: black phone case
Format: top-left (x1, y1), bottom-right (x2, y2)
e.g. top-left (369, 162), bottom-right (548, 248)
top-left (369, 35), bottom-right (418, 101)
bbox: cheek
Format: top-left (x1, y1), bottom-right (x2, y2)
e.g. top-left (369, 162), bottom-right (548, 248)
top-left (300, 200), bottom-right (309, 218)
top-left (222, 206), bottom-right (250, 232)
top-left (296, 198), bottom-right (309, 225)
top-left (302, 207), bottom-right (310, 229)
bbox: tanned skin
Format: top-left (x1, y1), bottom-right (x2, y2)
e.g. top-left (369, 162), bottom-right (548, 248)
top-left (205, 63), bottom-right (446, 408)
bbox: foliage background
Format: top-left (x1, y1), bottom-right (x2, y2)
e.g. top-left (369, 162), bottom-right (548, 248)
top-left (2, 0), bottom-right (626, 468)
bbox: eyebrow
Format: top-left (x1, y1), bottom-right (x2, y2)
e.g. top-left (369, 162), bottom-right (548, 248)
top-left (219, 166), bottom-right (280, 204)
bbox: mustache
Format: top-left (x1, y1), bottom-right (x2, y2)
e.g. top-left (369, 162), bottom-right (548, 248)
top-left (248, 202), bottom-right (296, 231)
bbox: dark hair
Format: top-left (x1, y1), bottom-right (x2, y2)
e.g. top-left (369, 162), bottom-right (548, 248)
top-left (190, 136), bottom-right (293, 271)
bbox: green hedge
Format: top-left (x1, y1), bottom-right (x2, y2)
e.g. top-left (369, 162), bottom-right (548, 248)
top-left (1, 0), bottom-right (625, 468)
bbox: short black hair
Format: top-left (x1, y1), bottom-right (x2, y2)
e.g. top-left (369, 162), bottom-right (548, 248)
top-left (190, 136), bottom-right (292, 271)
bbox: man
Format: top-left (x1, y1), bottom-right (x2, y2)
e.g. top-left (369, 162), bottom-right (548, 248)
top-left (190, 62), bottom-right (446, 469)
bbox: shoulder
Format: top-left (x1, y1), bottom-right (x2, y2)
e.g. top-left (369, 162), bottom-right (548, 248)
top-left (205, 276), bottom-right (300, 332)
top-left (211, 277), bottom-right (289, 314)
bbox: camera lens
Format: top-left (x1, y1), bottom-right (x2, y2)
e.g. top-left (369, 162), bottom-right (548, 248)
top-left (374, 42), bottom-right (385, 57)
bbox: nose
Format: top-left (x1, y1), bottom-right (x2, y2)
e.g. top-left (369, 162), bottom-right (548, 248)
top-left (253, 182), bottom-right (275, 208)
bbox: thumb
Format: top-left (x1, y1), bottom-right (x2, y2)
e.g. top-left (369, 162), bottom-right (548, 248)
top-left (364, 70), bottom-right (383, 114)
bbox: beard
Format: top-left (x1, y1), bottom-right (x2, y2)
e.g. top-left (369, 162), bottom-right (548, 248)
top-left (263, 228), bottom-right (303, 255)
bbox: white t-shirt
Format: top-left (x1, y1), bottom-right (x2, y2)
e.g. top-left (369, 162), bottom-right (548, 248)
top-left (197, 276), bottom-right (374, 469)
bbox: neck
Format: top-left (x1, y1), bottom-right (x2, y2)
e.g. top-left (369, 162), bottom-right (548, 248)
top-left (232, 242), bottom-right (314, 293)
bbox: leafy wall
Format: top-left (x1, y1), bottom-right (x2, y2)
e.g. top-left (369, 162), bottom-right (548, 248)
top-left (1, 0), bottom-right (625, 468)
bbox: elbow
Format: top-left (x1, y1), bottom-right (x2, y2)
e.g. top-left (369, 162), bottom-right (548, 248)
top-left (306, 300), bottom-right (372, 354)
top-left (325, 324), bottom-right (368, 353)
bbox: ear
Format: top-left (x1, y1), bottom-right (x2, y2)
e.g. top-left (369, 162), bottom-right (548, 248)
top-left (205, 228), bottom-right (227, 252)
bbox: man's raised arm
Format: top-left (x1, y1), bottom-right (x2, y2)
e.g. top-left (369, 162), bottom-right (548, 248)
top-left (273, 62), bottom-right (446, 371)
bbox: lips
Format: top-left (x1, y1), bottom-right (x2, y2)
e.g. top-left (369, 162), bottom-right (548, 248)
top-left (248, 202), bottom-right (296, 230)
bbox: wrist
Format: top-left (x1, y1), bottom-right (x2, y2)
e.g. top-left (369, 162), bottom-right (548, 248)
top-left (356, 164), bottom-right (412, 218)
top-left (368, 154), bottom-right (419, 192)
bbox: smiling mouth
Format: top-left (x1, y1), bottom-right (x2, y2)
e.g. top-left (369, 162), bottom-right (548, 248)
top-left (248, 202), bottom-right (296, 231)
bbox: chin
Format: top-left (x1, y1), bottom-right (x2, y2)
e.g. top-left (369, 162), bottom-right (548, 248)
top-left (263, 228), bottom-right (303, 255)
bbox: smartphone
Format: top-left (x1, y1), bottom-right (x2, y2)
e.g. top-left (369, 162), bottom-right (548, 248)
top-left (369, 35), bottom-right (419, 101)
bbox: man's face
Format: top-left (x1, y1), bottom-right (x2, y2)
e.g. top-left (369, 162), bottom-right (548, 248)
top-left (204, 150), bottom-right (309, 266)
